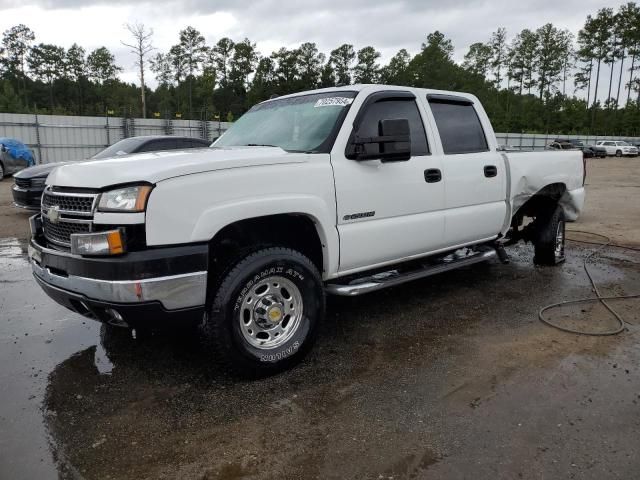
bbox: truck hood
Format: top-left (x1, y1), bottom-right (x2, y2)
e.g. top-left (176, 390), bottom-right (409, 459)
top-left (46, 146), bottom-right (303, 189)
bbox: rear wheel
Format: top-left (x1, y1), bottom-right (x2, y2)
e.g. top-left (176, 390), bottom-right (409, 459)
top-left (533, 205), bottom-right (565, 266)
top-left (0, 162), bottom-right (4, 179)
top-left (201, 247), bottom-right (325, 377)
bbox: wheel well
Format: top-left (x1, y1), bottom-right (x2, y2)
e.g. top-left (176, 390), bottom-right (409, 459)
top-left (207, 214), bottom-right (324, 291)
top-left (517, 183), bottom-right (566, 219)
top-left (509, 183), bottom-right (566, 243)
top-left (511, 182), bottom-right (566, 231)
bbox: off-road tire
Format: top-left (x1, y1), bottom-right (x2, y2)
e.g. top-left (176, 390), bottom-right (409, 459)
top-left (533, 205), bottom-right (566, 266)
top-left (201, 247), bottom-right (325, 377)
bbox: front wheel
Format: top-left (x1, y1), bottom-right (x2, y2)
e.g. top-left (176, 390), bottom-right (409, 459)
top-left (615, 150), bottom-right (622, 157)
top-left (533, 205), bottom-right (566, 266)
top-left (201, 247), bottom-right (325, 377)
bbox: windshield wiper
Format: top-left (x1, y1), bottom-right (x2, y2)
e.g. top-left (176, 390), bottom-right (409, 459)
top-left (244, 143), bottom-right (280, 148)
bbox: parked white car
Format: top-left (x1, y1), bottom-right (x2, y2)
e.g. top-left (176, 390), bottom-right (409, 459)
top-left (28, 84), bottom-right (586, 375)
top-left (595, 140), bottom-right (638, 157)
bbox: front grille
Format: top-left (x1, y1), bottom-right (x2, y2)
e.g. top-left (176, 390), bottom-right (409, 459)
top-left (31, 178), bottom-right (46, 188)
top-left (41, 187), bottom-right (98, 248)
top-left (15, 178), bottom-right (31, 188)
top-left (43, 217), bottom-right (91, 246)
top-left (42, 191), bottom-right (95, 214)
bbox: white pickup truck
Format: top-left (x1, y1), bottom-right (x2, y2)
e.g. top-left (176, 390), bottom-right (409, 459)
top-left (28, 85), bottom-right (585, 375)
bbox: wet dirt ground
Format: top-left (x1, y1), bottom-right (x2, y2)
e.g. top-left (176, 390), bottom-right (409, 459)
top-left (0, 159), bottom-right (639, 480)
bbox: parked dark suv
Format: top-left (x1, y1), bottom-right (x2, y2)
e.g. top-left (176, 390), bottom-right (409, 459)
top-left (12, 135), bottom-right (211, 210)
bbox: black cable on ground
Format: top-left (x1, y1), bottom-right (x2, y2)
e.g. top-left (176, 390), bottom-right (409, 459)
top-left (538, 230), bottom-right (640, 336)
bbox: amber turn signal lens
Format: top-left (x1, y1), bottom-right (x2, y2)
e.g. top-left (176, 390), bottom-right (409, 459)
top-left (134, 185), bottom-right (153, 211)
top-left (106, 230), bottom-right (124, 255)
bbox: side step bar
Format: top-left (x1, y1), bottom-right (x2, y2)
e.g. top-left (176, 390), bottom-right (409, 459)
top-left (326, 249), bottom-right (497, 296)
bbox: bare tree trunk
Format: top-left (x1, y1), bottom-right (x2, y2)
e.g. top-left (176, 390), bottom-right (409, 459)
top-left (591, 59), bottom-right (602, 128)
top-left (122, 23), bottom-right (154, 119)
top-left (139, 52), bottom-right (146, 118)
top-left (627, 54), bottom-right (636, 105)
top-left (586, 59), bottom-right (593, 108)
top-left (615, 52), bottom-right (625, 108)
top-left (593, 59), bottom-right (602, 108)
top-left (607, 60), bottom-right (615, 108)
top-left (518, 72), bottom-right (523, 96)
top-left (189, 76), bottom-right (193, 119)
top-left (21, 57), bottom-right (28, 109)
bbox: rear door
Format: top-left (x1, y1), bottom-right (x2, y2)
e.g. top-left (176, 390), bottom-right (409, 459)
top-left (331, 90), bottom-right (446, 273)
top-left (424, 95), bottom-right (506, 245)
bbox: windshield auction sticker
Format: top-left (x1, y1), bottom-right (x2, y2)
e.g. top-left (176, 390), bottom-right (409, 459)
top-left (314, 97), bottom-right (354, 107)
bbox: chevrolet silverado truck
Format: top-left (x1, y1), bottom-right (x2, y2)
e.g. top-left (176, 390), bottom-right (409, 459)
top-left (28, 85), bottom-right (585, 375)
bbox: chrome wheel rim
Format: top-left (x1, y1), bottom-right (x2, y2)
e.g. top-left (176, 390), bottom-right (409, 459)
top-left (555, 221), bottom-right (565, 259)
top-left (238, 275), bottom-right (304, 350)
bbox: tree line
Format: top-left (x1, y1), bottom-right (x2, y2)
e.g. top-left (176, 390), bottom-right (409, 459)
top-left (1, 3), bottom-right (640, 136)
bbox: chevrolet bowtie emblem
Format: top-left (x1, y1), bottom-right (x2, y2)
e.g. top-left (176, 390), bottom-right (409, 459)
top-left (46, 205), bottom-right (61, 224)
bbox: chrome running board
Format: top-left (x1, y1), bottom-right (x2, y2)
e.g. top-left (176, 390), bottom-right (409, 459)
top-left (326, 249), bottom-right (497, 296)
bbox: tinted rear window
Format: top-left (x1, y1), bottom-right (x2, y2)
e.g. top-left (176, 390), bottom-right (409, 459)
top-left (428, 100), bottom-right (488, 154)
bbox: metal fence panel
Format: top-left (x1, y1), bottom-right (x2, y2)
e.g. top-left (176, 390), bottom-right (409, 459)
top-left (0, 113), bottom-right (232, 164)
top-left (496, 133), bottom-right (640, 150)
top-left (4, 111), bottom-right (640, 164)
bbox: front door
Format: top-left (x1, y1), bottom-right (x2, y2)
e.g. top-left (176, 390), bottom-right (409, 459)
top-left (331, 92), bottom-right (446, 274)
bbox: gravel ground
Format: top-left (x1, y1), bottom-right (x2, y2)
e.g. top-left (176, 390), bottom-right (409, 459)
top-left (0, 158), bottom-right (639, 480)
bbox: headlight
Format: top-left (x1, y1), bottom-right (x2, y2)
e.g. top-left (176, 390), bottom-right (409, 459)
top-left (98, 185), bottom-right (152, 212)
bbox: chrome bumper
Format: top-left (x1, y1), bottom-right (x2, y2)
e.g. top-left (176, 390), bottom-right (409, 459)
top-left (31, 260), bottom-right (206, 310)
top-left (28, 239), bottom-right (207, 311)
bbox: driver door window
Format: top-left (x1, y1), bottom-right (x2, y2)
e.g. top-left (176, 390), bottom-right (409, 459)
top-left (355, 99), bottom-right (429, 158)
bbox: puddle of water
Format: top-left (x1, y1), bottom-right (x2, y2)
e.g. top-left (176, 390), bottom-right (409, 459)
top-left (0, 237), bottom-right (30, 274)
top-left (94, 342), bottom-right (114, 375)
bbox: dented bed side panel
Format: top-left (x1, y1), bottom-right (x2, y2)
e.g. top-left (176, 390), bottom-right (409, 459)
top-left (501, 150), bottom-right (585, 234)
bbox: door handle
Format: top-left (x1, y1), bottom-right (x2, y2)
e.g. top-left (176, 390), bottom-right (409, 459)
top-left (424, 168), bottom-right (442, 183)
top-left (484, 165), bottom-right (498, 178)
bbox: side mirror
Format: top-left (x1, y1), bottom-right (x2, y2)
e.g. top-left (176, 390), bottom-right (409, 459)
top-left (347, 118), bottom-right (411, 162)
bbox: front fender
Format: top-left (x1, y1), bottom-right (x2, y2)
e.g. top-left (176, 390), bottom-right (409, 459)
top-left (191, 194), bottom-right (338, 274)
top-left (145, 161), bottom-right (339, 276)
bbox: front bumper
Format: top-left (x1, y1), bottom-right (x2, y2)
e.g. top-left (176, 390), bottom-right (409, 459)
top-left (12, 184), bottom-right (43, 210)
top-left (29, 232), bottom-right (209, 328)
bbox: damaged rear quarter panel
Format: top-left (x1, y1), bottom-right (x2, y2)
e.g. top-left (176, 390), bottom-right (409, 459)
top-left (505, 149), bottom-right (585, 231)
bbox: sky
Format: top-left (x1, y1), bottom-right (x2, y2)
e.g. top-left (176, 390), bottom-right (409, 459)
top-left (0, 0), bottom-right (632, 97)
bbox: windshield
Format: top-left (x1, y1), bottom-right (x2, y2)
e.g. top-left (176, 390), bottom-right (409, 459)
top-left (213, 91), bottom-right (357, 153)
top-left (618, 141), bottom-right (631, 146)
top-left (92, 137), bottom-right (146, 159)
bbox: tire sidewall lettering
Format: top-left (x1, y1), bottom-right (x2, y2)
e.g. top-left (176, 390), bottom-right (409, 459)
top-left (229, 260), bottom-right (316, 364)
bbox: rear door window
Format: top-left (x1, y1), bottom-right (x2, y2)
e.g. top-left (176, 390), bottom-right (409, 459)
top-left (428, 99), bottom-right (488, 154)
